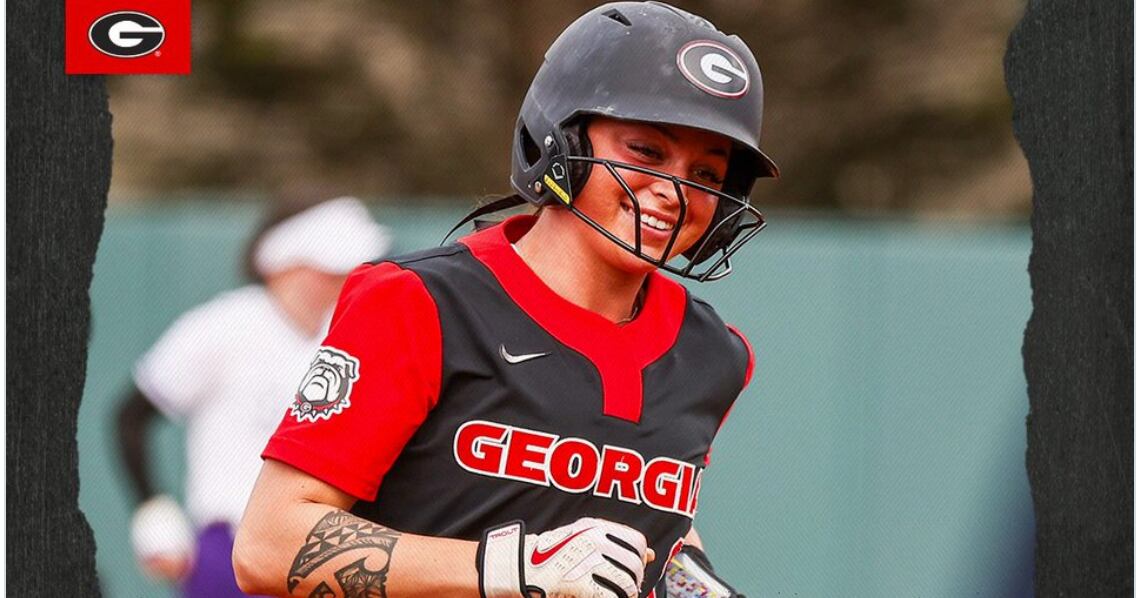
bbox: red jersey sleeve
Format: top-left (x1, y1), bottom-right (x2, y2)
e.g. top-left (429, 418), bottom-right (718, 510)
top-left (262, 262), bottom-right (443, 501)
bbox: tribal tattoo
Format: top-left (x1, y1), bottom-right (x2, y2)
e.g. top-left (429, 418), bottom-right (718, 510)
top-left (334, 557), bottom-right (388, 598)
top-left (288, 510), bottom-right (402, 597)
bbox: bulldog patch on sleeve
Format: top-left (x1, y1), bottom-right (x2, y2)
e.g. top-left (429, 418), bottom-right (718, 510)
top-left (290, 347), bottom-right (361, 423)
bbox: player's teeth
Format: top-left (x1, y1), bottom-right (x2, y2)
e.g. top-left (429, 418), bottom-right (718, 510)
top-left (639, 213), bottom-right (673, 231)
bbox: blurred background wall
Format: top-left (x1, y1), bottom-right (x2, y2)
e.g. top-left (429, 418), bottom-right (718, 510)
top-left (81, 1), bottom-right (1034, 596)
top-left (106, 0), bottom-right (1029, 217)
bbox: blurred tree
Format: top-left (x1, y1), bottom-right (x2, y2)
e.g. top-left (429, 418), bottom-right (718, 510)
top-left (107, 0), bottom-right (1030, 218)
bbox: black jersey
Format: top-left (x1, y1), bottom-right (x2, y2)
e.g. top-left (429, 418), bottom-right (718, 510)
top-left (265, 215), bottom-right (754, 594)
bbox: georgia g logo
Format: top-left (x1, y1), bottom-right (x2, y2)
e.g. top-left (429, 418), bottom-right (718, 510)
top-left (677, 40), bottom-right (750, 99)
top-left (88, 11), bottom-right (165, 58)
top-left (290, 347), bottom-right (361, 423)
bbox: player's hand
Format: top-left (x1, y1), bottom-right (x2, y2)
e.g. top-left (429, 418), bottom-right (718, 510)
top-left (478, 517), bottom-right (652, 598)
top-left (130, 495), bottom-right (195, 583)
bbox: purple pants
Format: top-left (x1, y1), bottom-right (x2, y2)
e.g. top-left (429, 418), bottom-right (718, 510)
top-left (182, 522), bottom-right (270, 598)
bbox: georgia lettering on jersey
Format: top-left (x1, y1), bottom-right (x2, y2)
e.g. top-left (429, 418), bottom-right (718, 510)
top-left (454, 419), bottom-right (705, 518)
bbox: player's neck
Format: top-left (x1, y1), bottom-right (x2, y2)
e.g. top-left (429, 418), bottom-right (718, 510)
top-left (514, 213), bottom-right (646, 325)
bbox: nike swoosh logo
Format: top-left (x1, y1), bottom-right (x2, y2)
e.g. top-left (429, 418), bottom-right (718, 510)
top-left (530, 528), bottom-right (592, 566)
top-left (499, 344), bottom-right (550, 364)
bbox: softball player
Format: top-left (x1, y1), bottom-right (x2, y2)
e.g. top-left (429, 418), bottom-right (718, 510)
top-left (116, 196), bottom-right (389, 597)
top-left (235, 3), bottom-right (776, 597)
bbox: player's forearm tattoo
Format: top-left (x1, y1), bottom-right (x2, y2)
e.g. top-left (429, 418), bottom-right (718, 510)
top-left (334, 557), bottom-right (388, 597)
top-left (308, 582), bottom-right (336, 598)
top-left (287, 509), bottom-right (402, 597)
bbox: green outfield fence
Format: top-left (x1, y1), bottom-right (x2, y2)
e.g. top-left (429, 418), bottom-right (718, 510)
top-left (79, 201), bottom-right (1034, 597)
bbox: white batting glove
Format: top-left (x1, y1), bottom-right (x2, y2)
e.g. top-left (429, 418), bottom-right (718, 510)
top-left (478, 517), bottom-right (651, 598)
top-left (130, 495), bottom-right (194, 578)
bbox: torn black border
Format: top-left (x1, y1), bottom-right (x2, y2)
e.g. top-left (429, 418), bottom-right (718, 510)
top-left (1006, 0), bottom-right (1133, 594)
top-left (8, 0), bottom-right (109, 594)
top-left (6, 0), bottom-right (1133, 595)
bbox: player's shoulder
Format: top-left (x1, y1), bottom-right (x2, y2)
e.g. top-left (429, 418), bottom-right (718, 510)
top-left (141, 285), bottom-right (272, 365)
top-left (168, 284), bottom-right (272, 331)
top-left (360, 241), bottom-right (488, 290)
top-left (337, 243), bottom-right (475, 308)
top-left (680, 284), bottom-right (752, 358)
top-left (690, 291), bottom-right (755, 388)
top-left (383, 242), bottom-right (469, 268)
top-left (675, 283), bottom-right (727, 330)
top-left (206, 284), bottom-right (272, 310)
top-left (387, 242), bottom-right (484, 280)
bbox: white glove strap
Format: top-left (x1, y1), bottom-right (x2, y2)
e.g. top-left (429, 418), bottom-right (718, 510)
top-left (130, 495), bottom-right (194, 560)
top-left (478, 521), bottom-right (527, 598)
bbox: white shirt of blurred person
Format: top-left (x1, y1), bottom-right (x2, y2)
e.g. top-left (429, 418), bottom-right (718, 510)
top-left (114, 196), bottom-right (390, 597)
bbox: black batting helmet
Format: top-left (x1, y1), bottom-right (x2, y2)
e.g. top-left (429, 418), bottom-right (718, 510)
top-left (509, 1), bottom-right (779, 281)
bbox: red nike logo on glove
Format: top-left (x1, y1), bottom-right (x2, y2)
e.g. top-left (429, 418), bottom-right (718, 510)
top-left (530, 528), bottom-right (592, 566)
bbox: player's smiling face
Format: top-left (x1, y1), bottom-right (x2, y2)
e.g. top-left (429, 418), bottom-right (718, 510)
top-left (572, 117), bottom-right (731, 273)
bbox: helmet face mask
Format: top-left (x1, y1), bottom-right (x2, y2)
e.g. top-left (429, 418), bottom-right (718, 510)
top-left (507, 1), bottom-right (778, 281)
top-left (559, 152), bottom-right (767, 282)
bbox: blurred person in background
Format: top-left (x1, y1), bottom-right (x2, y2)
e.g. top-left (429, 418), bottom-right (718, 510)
top-left (114, 194), bottom-right (391, 598)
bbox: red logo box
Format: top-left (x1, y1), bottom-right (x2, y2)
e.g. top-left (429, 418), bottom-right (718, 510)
top-left (66, 0), bottom-right (191, 74)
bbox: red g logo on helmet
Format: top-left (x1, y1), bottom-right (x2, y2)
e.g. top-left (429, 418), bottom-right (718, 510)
top-left (677, 41), bottom-right (750, 99)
